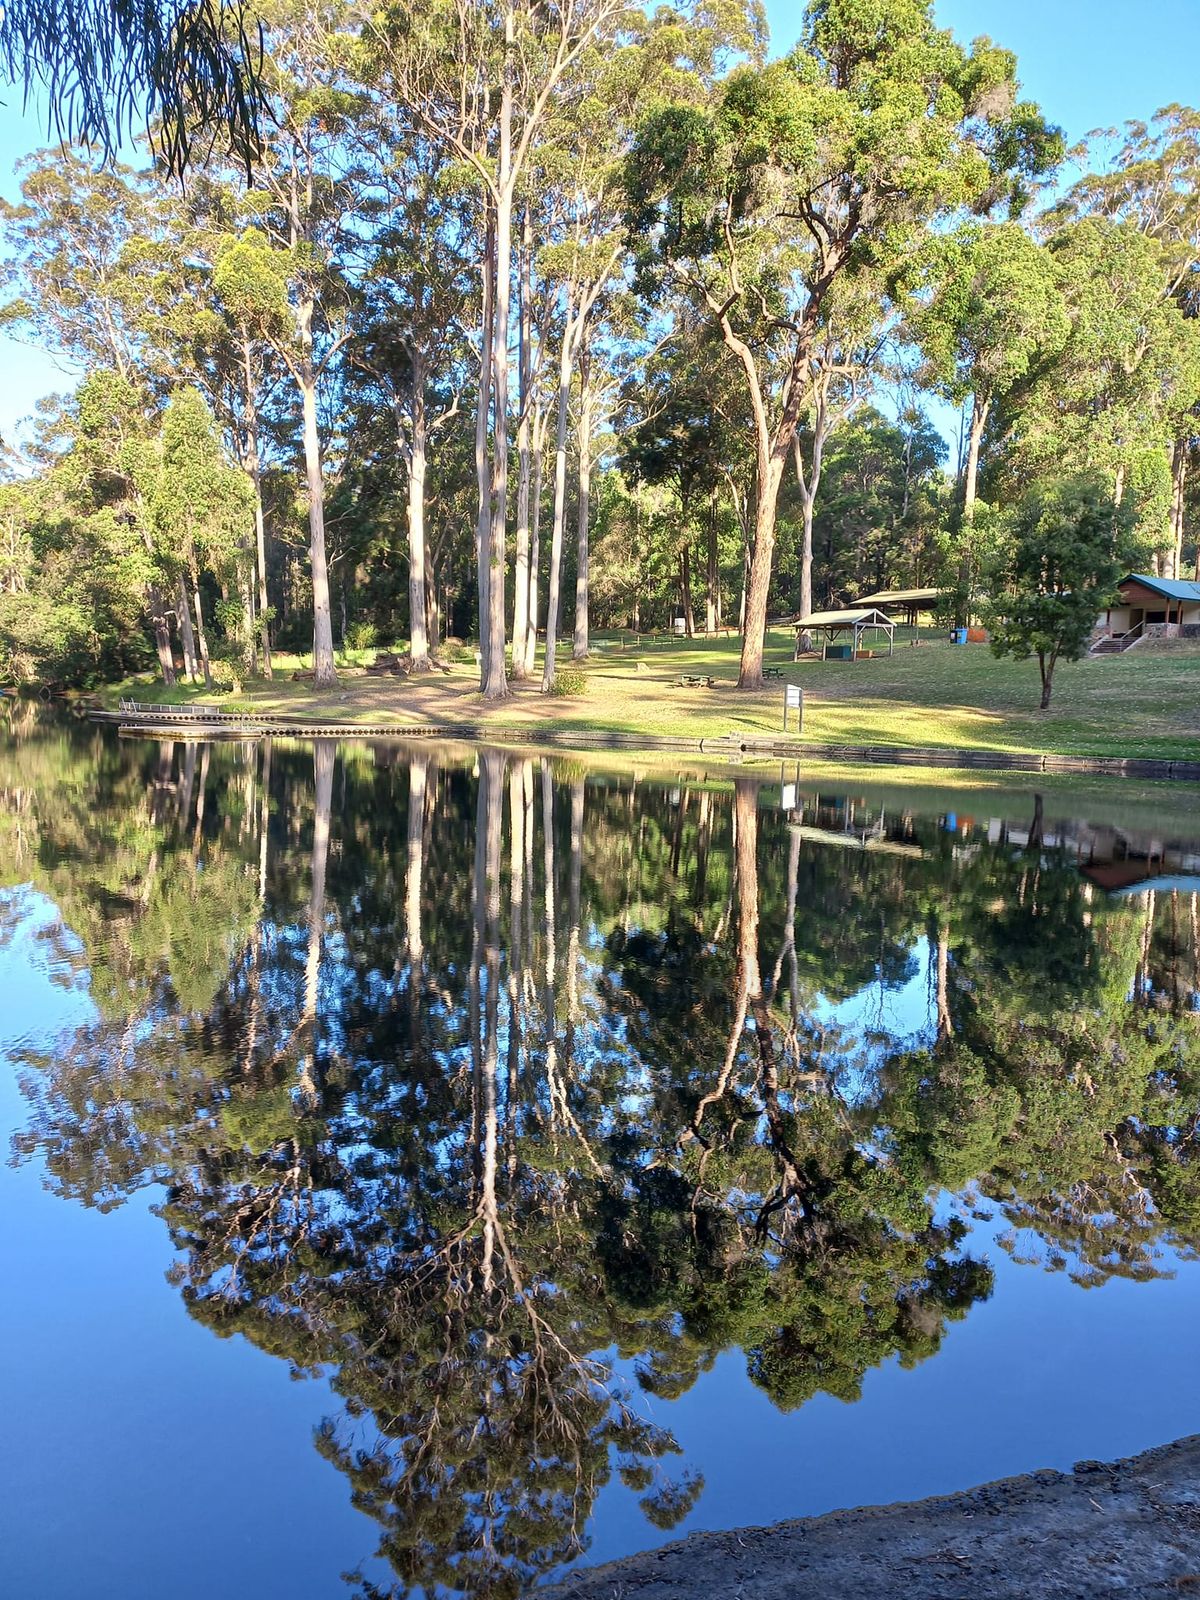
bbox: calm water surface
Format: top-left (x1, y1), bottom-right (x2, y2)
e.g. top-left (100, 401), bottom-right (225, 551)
top-left (2, 710), bottom-right (1199, 1599)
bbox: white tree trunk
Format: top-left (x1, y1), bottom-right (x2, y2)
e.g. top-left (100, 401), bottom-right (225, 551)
top-left (511, 209), bottom-right (533, 679)
top-left (524, 403), bottom-right (545, 676)
top-left (298, 301), bottom-right (336, 687)
top-left (407, 364), bottom-right (430, 670)
top-left (541, 293), bottom-right (576, 693)
top-left (572, 343), bottom-right (594, 660)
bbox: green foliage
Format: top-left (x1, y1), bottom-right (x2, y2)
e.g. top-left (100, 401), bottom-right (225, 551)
top-left (984, 475), bottom-right (1129, 708)
top-left (346, 619), bottom-right (378, 650)
top-left (545, 666), bottom-right (588, 697)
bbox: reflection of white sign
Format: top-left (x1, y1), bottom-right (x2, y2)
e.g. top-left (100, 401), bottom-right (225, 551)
top-left (781, 783), bottom-right (797, 810)
top-left (786, 686), bottom-right (802, 709)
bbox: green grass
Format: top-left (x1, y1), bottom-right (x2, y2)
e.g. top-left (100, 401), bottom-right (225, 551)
top-left (98, 628), bottom-right (1200, 762)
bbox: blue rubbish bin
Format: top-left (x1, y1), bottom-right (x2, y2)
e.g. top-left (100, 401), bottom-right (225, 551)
top-left (952, 628), bottom-right (968, 644)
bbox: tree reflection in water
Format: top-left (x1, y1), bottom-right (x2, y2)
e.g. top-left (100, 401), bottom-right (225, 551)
top-left (3, 715), bottom-right (1200, 1597)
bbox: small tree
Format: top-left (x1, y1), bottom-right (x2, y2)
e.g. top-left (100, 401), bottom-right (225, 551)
top-left (984, 475), bottom-right (1128, 711)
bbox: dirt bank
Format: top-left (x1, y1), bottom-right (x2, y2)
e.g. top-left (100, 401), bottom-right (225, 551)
top-left (538, 1435), bottom-right (1200, 1599)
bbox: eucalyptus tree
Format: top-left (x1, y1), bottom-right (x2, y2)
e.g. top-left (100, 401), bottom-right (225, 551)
top-left (912, 225), bottom-right (1067, 527)
top-left (348, 122), bottom-right (475, 670)
top-left (1006, 218), bottom-right (1200, 565)
top-left (370, 0), bottom-right (632, 699)
top-left (175, 181), bottom-right (290, 679)
top-left (0, 0), bottom-right (263, 174)
top-left (626, 0), bottom-right (1061, 686)
top-left (537, 211), bottom-right (628, 689)
top-left (1053, 107), bottom-right (1200, 577)
top-left (225, 0), bottom-right (364, 687)
top-left (907, 222), bottom-right (1068, 618)
top-left (0, 149), bottom-right (176, 386)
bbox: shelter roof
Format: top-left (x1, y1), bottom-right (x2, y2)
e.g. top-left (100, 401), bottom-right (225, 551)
top-left (1118, 573), bottom-right (1200, 603)
top-left (857, 587), bottom-right (940, 606)
top-left (795, 607), bottom-right (894, 628)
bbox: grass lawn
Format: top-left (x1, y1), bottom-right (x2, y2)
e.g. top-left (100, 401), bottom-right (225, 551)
top-left (99, 627), bottom-right (1200, 763)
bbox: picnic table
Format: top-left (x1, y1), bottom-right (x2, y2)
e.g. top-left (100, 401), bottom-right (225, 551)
top-left (677, 674), bottom-right (715, 688)
top-left (763, 665), bottom-right (784, 679)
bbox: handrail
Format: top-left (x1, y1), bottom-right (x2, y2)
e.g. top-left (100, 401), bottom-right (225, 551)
top-left (119, 698), bottom-right (226, 719)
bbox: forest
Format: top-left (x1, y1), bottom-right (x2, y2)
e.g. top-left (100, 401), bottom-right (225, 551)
top-left (2, 0), bottom-right (1199, 698)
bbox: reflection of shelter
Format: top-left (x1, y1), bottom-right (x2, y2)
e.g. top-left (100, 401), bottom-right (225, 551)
top-left (857, 587), bottom-right (940, 626)
top-left (795, 607), bottom-right (895, 661)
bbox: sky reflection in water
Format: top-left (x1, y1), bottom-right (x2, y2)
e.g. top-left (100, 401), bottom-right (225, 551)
top-left (1, 714), bottom-right (1199, 1600)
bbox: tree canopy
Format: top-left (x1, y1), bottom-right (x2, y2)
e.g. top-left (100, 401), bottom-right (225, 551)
top-left (0, 0), bottom-right (1198, 705)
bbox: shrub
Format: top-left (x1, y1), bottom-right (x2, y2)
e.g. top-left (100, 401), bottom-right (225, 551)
top-left (206, 657), bottom-right (242, 692)
top-left (546, 666), bottom-right (588, 697)
top-left (346, 619), bottom-right (378, 650)
top-left (439, 637), bottom-right (476, 664)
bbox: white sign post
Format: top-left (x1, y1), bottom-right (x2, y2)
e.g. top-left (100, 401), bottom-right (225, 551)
top-left (783, 684), bottom-right (803, 732)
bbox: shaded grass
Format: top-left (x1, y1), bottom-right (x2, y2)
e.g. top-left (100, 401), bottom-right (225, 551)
top-left (99, 628), bottom-right (1200, 762)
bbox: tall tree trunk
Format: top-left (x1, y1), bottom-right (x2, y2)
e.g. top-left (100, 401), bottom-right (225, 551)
top-left (962, 391), bottom-right (989, 527)
top-left (734, 779), bottom-right (762, 1001)
top-left (176, 576), bottom-right (199, 681)
top-left (631, 481), bottom-right (642, 633)
top-left (191, 569), bottom-right (213, 690)
top-left (405, 752), bottom-right (428, 964)
top-left (706, 487), bottom-right (719, 634)
top-left (738, 452), bottom-right (787, 686)
top-left (475, 207), bottom-right (496, 682)
top-left (297, 302), bottom-right (336, 687)
top-left (474, 747), bottom-right (505, 1285)
top-left (241, 571), bottom-right (257, 677)
top-left (512, 208), bottom-right (533, 679)
top-left (567, 776), bottom-right (584, 1021)
top-left (148, 586), bottom-right (176, 686)
top-left (407, 359), bottom-right (431, 671)
top-left (1038, 649), bottom-right (1055, 710)
top-left (934, 919), bottom-right (953, 1043)
top-left (541, 288), bottom-right (576, 694)
top-left (424, 539), bottom-right (440, 653)
top-left (506, 757), bottom-right (526, 1174)
top-left (792, 387), bottom-right (832, 623)
top-left (299, 738), bottom-right (334, 1107)
top-left (680, 544), bottom-right (695, 637)
top-left (524, 404), bottom-right (545, 676)
top-left (1169, 437), bottom-right (1188, 580)
top-left (178, 741), bottom-right (197, 825)
top-left (955, 391), bottom-right (991, 626)
top-left (572, 343), bottom-right (594, 660)
top-left (242, 334), bottom-right (272, 677)
top-left (481, 51), bottom-right (515, 703)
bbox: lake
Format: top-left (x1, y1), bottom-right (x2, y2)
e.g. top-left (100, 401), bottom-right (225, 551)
top-left (2, 709), bottom-right (1199, 1600)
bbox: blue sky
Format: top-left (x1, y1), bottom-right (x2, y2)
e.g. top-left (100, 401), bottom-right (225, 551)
top-left (2, 0), bottom-right (1200, 452)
